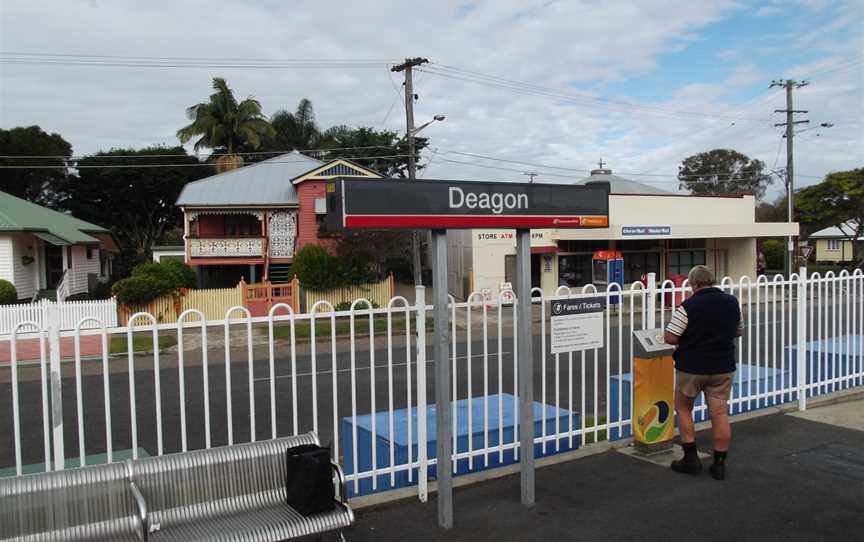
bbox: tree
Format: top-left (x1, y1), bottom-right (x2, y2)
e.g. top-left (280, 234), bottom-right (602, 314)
top-left (755, 194), bottom-right (786, 223)
top-left (61, 146), bottom-right (206, 276)
top-left (248, 99), bottom-right (322, 162)
top-left (316, 125), bottom-right (427, 178)
top-left (176, 78), bottom-right (274, 172)
top-left (796, 168), bottom-right (864, 266)
top-left (0, 126), bottom-right (72, 205)
top-left (678, 149), bottom-right (772, 198)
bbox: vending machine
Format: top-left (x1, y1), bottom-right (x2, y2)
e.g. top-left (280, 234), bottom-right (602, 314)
top-left (592, 250), bottom-right (623, 303)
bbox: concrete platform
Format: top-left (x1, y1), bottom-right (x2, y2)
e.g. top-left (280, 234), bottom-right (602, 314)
top-left (350, 396), bottom-right (864, 542)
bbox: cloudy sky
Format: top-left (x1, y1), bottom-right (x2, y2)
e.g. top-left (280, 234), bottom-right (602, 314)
top-left (1, 0), bottom-right (861, 200)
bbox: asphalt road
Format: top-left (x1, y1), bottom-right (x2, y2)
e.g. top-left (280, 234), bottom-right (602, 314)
top-left (1, 301), bottom-right (856, 470)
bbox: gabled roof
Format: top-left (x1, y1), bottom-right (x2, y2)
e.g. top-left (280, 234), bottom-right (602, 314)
top-left (0, 190), bottom-right (109, 244)
top-left (176, 151), bottom-right (323, 207)
top-left (291, 158), bottom-right (381, 184)
top-left (809, 221), bottom-right (863, 240)
top-left (575, 168), bottom-right (671, 195)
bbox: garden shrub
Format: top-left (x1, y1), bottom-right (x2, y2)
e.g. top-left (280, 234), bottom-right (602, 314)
top-left (293, 244), bottom-right (344, 291)
top-left (0, 279), bottom-right (17, 304)
top-left (113, 260), bottom-right (197, 305)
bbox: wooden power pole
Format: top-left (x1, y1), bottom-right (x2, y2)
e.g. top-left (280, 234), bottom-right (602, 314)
top-left (392, 57), bottom-right (429, 286)
top-left (771, 79), bottom-right (809, 276)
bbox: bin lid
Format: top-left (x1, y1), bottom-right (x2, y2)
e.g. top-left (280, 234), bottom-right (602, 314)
top-left (633, 328), bottom-right (676, 358)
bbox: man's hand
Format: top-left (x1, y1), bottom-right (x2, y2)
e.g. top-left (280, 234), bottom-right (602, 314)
top-left (664, 331), bottom-right (680, 345)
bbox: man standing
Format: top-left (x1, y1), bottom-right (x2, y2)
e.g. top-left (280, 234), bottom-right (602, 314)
top-left (664, 265), bottom-right (742, 480)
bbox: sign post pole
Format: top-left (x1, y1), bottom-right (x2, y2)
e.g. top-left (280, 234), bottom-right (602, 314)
top-left (431, 229), bottom-right (453, 529)
top-left (516, 229), bottom-right (535, 506)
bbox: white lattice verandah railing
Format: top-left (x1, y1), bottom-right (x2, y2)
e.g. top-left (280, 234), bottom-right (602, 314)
top-left (1, 269), bottom-right (862, 501)
top-left (189, 237), bottom-right (264, 257)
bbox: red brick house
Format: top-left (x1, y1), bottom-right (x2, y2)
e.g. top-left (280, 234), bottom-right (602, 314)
top-left (176, 152), bottom-right (381, 288)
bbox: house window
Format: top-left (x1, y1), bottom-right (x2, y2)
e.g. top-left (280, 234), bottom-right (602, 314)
top-left (66, 246), bottom-right (73, 268)
top-left (667, 250), bottom-right (706, 276)
top-left (87, 247), bottom-right (96, 259)
top-left (827, 239), bottom-right (841, 251)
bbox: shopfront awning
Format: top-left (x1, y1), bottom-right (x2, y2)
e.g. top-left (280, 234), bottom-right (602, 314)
top-left (34, 232), bottom-right (71, 246)
top-left (531, 245), bottom-right (559, 254)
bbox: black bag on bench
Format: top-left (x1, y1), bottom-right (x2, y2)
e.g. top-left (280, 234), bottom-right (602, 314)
top-left (285, 444), bottom-right (335, 515)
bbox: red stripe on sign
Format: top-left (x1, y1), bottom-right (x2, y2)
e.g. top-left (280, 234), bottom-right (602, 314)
top-left (344, 215), bottom-right (609, 228)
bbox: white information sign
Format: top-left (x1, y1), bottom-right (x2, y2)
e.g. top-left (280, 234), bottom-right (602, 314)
top-left (550, 297), bottom-right (606, 354)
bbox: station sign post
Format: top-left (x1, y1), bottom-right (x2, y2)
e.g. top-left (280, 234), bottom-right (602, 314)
top-left (327, 177), bottom-right (610, 529)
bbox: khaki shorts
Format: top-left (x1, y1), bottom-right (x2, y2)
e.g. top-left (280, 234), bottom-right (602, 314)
top-left (676, 370), bottom-right (735, 401)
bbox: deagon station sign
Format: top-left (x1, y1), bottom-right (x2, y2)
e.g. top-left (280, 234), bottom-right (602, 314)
top-left (325, 178), bottom-right (610, 230)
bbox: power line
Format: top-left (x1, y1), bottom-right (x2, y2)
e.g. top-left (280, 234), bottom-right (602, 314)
top-left (0, 154), bottom-right (412, 169)
top-left (0, 145), bottom-right (410, 160)
top-left (421, 64), bottom-right (768, 123)
top-left (1, 51), bottom-right (398, 62)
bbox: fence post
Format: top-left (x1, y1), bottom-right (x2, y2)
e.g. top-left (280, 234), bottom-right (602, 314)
top-left (414, 285), bottom-right (428, 503)
top-left (797, 266), bottom-right (807, 411)
top-left (646, 272), bottom-right (657, 329)
top-left (46, 302), bottom-right (65, 470)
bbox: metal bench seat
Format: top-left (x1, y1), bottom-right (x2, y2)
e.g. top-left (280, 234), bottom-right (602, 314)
top-left (0, 461), bottom-right (144, 542)
top-left (1, 432), bottom-right (353, 542)
top-left (131, 433), bottom-right (353, 541)
top-left (145, 501), bottom-right (353, 541)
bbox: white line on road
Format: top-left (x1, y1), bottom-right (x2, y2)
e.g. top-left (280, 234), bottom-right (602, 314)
top-left (254, 351), bottom-right (512, 381)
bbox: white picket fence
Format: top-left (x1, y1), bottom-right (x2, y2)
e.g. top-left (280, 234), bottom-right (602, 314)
top-left (0, 298), bottom-right (118, 334)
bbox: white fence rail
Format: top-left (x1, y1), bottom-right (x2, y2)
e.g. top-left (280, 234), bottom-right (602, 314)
top-left (1, 270), bottom-right (862, 502)
top-left (0, 298), bottom-right (118, 335)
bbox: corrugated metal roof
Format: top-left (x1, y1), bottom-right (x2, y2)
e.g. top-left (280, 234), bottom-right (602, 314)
top-left (176, 151), bottom-right (323, 207)
top-left (809, 221), bottom-right (862, 240)
top-left (0, 190), bottom-right (107, 244)
top-left (575, 168), bottom-right (672, 195)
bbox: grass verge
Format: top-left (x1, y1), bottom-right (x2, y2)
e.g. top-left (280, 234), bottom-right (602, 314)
top-left (272, 316), bottom-right (433, 341)
top-left (110, 334), bottom-right (178, 354)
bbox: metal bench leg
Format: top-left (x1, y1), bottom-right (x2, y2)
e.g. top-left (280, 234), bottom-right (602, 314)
top-left (336, 531), bottom-right (346, 542)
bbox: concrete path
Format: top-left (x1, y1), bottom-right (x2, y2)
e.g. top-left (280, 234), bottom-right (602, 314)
top-left (350, 396), bottom-right (864, 542)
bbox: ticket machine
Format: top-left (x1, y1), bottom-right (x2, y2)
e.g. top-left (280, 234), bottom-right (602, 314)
top-left (632, 328), bottom-right (676, 454)
top-left (592, 250), bottom-right (623, 303)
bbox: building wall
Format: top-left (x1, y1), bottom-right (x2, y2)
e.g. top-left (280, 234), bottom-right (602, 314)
top-left (68, 245), bottom-right (100, 296)
top-left (0, 235), bottom-right (15, 293)
top-left (11, 234), bottom-right (40, 300)
top-left (716, 237), bottom-right (756, 281)
top-left (295, 181), bottom-right (338, 254)
top-left (815, 238), bottom-right (853, 263)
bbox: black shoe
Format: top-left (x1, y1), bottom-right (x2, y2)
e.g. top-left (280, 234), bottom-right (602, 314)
top-left (670, 458), bottom-right (703, 474)
top-left (709, 462), bottom-right (725, 480)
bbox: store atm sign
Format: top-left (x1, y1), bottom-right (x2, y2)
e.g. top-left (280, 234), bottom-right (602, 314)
top-left (326, 178), bottom-right (610, 230)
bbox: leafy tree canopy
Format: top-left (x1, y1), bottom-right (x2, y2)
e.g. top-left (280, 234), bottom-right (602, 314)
top-left (0, 125), bottom-right (72, 205)
top-left (177, 77), bottom-right (274, 171)
top-left (317, 125), bottom-right (428, 178)
top-left (796, 168), bottom-right (864, 265)
top-left (678, 149), bottom-right (772, 199)
top-left (62, 146), bottom-right (206, 275)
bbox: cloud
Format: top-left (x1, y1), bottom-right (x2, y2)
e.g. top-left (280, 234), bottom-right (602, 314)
top-left (0, 0), bottom-right (859, 202)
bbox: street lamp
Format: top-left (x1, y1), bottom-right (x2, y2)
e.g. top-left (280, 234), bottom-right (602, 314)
top-left (410, 115), bottom-right (446, 137)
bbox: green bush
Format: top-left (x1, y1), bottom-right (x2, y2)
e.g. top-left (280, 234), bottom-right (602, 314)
top-left (132, 260), bottom-right (196, 289)
top-left (0, 279), bottom-right (17, 304)
top-left (113, 260), bottom-right (197, 305)
top-left (293, 245), bottom-right (344, 291)
top-left (334, 300), bottom-right (379, 311)
top-left (762, 239), bottom-right (785, 271)
top-left (112, 275), bottom-right (169, 305)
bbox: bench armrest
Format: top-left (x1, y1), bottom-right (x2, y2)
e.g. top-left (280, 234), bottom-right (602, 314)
top-left (330, 462), bottom-right (348, 504)
top-left (126, 460), bottom-right (149, 542)
top-left (129, 481), bottom-right (149, 541)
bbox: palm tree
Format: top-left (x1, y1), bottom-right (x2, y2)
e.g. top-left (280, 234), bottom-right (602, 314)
top-left (177, 78), bottom-right (274, 172)
top-left (268, 98), bottom-right (320, 151)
